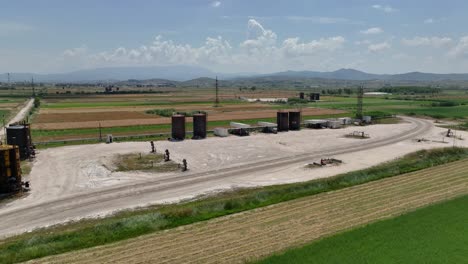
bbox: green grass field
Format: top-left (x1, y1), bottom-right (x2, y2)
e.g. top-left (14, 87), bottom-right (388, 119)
top-left (0, 148), bottom-right (467, 264)
top-left (255, 194), bottom-right (468, 264)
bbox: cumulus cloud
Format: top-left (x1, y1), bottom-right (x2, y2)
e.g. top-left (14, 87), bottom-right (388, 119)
top-left (63, 46), bottom-right (88, 57)
top-left (61, 19), bottom-right (347, 72)
top-left (424, 18), bottom-right (435, 24)
top-left (372, 4), bottom-right (397, 13)
top-left (402, 37), bottom-right (452, 47)
top-left (368, 42), bottom-right (391, 52)
top-left (360, 27), bottom-right (383, 35)
top-left (211, 1), bottom-right (221, 7)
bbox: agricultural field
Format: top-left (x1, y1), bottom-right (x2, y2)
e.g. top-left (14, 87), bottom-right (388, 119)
top-left (31, 87), bottom-right (345, 142)
top-left (256, 194), bottom-right (468, 264)
top-left (19, 152), bottom-right (468, 264)
top-left (0, 96), bottom-right (29, 123)
top-left (29, 86), bottom-right (468, 143)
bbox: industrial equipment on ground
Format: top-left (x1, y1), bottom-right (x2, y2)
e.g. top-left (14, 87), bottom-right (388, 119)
top-left (308, 158), bottom-right (343, 168)
top-left (338, 117), bottom-right (353, 125)
top-left (288, 111), bottom-right (301, 130)
top-left (299, 92), bottom-right (305, 99)
top-left (6, 122), bottom-right (33, 160)
top-left (106, 134), bottom-right (113, 144)
top-left (326, 120), bottom-right (342, 129)
top-left (277, 112), bottom-right (289, 132)
top-left (171, 114), bottom-right (186, 140)
top-left (192, 112), bottom-right (207, 139)
top-left (181, 159), bottom-right (188, 172)
top-left (446, 129), bottom-right (454, 137)
top-left (362, 116), bottom-right (372, 124)
top-left (258, 121), bottom-right (277, 133)
top-left (305, 119), bottom-right (328, 129)
top-left (0, 145), bottom-right (25, 194)
top-left (310, 93), bottom-right (320, 101)
top-left (230, 122), bottom-right (250, 136)
top-left (346, 131), bottom-right (370, 139)
top-left (150, 141), bottom-right (155, 153)
top-left (164, 149), bottom-right (170, 162)
top-left (214, 127), bottom-right (229, 137)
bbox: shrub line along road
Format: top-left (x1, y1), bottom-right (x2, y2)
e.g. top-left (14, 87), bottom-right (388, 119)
top-left (29, 156), bottom-right (468, 263)
top-left (0, 116), bottom-right (432, 238)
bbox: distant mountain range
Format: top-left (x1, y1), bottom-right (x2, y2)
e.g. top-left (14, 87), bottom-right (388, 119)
top-left (2, 66), bottom-right (468, 84)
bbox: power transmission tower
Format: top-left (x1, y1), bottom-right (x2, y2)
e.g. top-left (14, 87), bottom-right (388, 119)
top-left (356, 86), bottom-right (364, 120)
top-left (214, 76), bottom-right (220, 107)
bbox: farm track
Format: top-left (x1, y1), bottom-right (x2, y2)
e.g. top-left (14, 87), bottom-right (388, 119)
top-left (0, 116), bottom-right (431, 238)
top-left (30, 158), bottom-right (468, 263)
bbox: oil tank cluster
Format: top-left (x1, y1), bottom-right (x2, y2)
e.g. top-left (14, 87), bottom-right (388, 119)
top-left (192, 112), bottom-right (207, 139)
top-left (277, 112), bottom-right (289, 132)
top-left (6, 123), bottom-right (32, 160)
top-left (289, 111), bottom-right (301, 130)
top-left (171, 112), bottom-right (208, 140)
top-left (0, 145), bottom-right (22, 194)
top-left (277, 111), bottom-right (301, 131)
top-left (310, 93), bottom-right (320, 101)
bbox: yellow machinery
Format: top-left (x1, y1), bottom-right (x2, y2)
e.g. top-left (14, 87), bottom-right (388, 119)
top-left (0, 145), bottom-right (22, 194)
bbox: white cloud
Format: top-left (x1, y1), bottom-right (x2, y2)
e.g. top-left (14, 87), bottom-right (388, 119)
top-left (402, 37), bottom-right (452, 47)
top-left (372, 4), bottom-right (397, 13)
top-left (360, 27), bottom-right (383, 35)
top-left (63, 46), bottom-right (88, 57)
top-left (62, 19), bottom-right (347, 73)
top-left (281, 36), bottom-right (345, 57)
top-left (449, 36), bottom-right (468, 58)
top-left (368, 42), bottom-right (391, 52)
top-left (424, 18), bottom-right (435, 24)
top-left (211, 1), bottom-right (221, 7)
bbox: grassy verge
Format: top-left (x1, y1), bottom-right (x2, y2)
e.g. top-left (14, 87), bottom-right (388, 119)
top-left (255, 194), bottom-right (468, 264)
top-left (0, 147), bottom-right (467, 263)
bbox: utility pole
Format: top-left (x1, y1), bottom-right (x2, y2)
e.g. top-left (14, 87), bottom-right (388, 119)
top-left (31, 77), bottom-right (36, 97)
top-left (356, 86), bottom-right (364, 120)
top-left (214, 76), bottom-right (220, 107)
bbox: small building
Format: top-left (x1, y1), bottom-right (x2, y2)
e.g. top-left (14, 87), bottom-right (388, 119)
top-left (305, 119), bottom-right (328, 129)
top-left (326, 120), bottom-right (342, 129)
top-left (363, 116), bottom-right (372, 123)
top-left (338, 117), bottom-right (353, 125)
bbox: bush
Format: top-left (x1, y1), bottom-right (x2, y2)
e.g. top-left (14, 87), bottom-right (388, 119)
top-left (33, 97), bottom-right (40, 108)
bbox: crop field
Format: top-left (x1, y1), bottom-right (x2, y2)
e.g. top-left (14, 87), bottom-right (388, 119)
top-left (257, 195), bottom-right (468, 264)
top-left (26, 156), bottom-right (468, 264)
top-left (0, 97), bottom-right (29, 121)
top-left (29, 87), bottom-right (468, 143)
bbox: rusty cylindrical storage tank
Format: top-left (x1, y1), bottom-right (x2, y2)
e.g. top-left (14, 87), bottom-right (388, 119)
top-left (192, 112), bottom-right (207, 139)
top-left (0, 145), bottom-right (21, 194)
top-left (277, 112), bottom-right (289, 132)
top-left (171, 114), bottom-right (186, 140)
top-left (289, 111), bottom-right (301, 130)
top-left (6, 124), bottom-right (32, 160)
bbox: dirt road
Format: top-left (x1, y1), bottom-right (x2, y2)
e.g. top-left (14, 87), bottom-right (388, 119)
top-left (0, 98), bottom-right (34, 140)
top-left (29, 158), bottom-right (468, 263)
top-left (0, 116), bottom-right (448, 238)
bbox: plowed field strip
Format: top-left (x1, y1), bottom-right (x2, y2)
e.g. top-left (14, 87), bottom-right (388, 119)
top-left (29, 159), bottom-right (468, 264)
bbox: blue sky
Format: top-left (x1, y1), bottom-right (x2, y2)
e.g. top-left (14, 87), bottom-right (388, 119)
top-left (1, 0), bottom-right (468, 74)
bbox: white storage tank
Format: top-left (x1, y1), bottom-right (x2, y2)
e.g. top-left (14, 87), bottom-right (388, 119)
top-left (214, 127), bottom-right (229, 137)
top-left (363, 116), bottom-right (372, 123)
